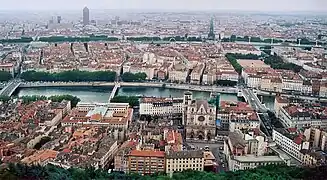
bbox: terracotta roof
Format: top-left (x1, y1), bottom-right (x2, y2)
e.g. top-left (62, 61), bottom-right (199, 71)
top-left (90, 113), bottom-right (102, 121)
top-left (129, 150), bottom-right (165, 157)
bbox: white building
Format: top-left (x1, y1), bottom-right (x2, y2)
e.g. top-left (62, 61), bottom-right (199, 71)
top-left (168, 70), bottom-right (188, 83)
top-left (139, 97), bottom-right (183, 116)
top-left (279, 105), bottom-right (323, 128)
top-left (224, 130), bottom-right (290, 171)
top-left (230, 155), bottom-right (288, 171)
top-left (272, 128), bottom-right (305, 162)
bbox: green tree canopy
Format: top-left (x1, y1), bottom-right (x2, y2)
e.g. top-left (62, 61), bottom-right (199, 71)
top-left (21, 70), bottom-right (116, 82)
top-left (0, 163), bottom-right (326, 180)
top-left (20, 95), bottom-right (80, 107)
top-left (121, 72), bottom-right (147, 82)
top-left (264, 54), bottom-right (302, 73)
top-left (111, 96), bottom-right (139, 107)
top-left (0, 71), bottom-right (12, 81)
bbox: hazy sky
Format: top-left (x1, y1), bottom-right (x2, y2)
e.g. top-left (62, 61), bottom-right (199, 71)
top-left (1, 0), bottom-right (326, 12)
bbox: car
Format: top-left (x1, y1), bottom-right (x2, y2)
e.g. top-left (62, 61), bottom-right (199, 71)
top-left (204, 146), bottom-right (210, 151)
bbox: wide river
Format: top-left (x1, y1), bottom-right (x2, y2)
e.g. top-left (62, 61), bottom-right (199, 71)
top-left (15, 86), bottom-right (275, 110)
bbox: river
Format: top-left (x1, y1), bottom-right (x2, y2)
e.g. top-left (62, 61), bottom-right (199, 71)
top-left (15, 86), bottom-right (275, 110)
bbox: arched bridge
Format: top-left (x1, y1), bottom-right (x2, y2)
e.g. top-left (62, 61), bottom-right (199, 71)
top-left (0, 81), bottom-right (22, 97)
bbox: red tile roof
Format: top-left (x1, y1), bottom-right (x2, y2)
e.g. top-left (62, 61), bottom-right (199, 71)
top-left (129, 150), bottom-right (165, 158)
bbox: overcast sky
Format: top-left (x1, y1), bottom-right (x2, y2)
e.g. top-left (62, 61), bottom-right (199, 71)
top-left (1, 0), bottom-right (326, 12)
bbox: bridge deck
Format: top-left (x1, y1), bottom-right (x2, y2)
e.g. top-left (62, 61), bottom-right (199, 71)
top-left (0, 81), bottom-right (21, 97)
top-left (108, 83), bottom-right (121, 102)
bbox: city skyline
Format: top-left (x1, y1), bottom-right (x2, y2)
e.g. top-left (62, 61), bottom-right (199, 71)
top-left (1, 0), bottom-right (327, 12)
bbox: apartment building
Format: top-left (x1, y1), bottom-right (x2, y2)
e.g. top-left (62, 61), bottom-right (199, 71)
top-left (0, 63), bottom-right (15, 76)
top-left (218, 101), bottom-right (259, 132)
top-left (62, 102), bottom-right (132, 130)
top-left (279, 104), bottom-right (327, 128)
top-left (166, 150), bottom-right (204, 176)
top-left (272, 128), bottom-right (306, 162)
top-left (225, 130), bottom-right (289, 171)
top-left (139, 97), bottom-right (183, 116)
top-left (273, 127), bottom-right (327, 166)
top-left (128, 150), bottom-right (165, 175)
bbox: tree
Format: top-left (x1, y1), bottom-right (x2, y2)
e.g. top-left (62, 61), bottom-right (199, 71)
top-left (121, 72), bottom-right (147, 82)
top-left (230, 35), bottom-right (237, 42)
top-left (215, 80), bottom-right (237, 86)
top-left (0, 96), bottom-right (10, 103)
top-left (110, 96), bottom-right (139, 107)
top-left (264, 54), bottom-right (302, 72)
top-left (20, 95), bottom-right (80, 107)
top-left (0, 163), bottom-right (325, 180)
top-left (48, 95), bottom-right (81, 107)
top-left (0, 71), bottom-right (12, 81)
top-left (21, 70), bottom-right (116, 82)
top-left (225, 54), bottom-right (243, 74)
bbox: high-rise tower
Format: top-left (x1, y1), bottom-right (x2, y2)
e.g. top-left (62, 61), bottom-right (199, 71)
top-left (83, 7), bottom-right (90, 26)
top-left (208, 18), bottom-right (215, 40)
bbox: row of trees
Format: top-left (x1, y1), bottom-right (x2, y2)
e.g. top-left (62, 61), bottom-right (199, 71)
top-left (125, 36), bottom-right (203, 42)
top-left (0, 37), bottom-right (33, 43)
top-left (1, 164), bottom-right (326, 180)
top-left (2, 35), bottom-right (326, 46)
top-left (126, 37), bottom-right (161, 41)
top-left (0, 71), bottom-right (12, 81)
top-left (225, 35), bottom-right (326, 46)
top-left (225, 53), bottom-right (244, 74)
top-left (215, 80), bottom-right (238, 86)
top-left (0, 95), bottom-right (10, 102)
top-left (264, 54), bottom-right (303, 73)
top-left (21, 70), bottom-right (117, 82)
top-left (111, 96), bottom-right (139, 107)
top-left (20, 95), bottom-right (81, 107)
top-left (38, 36), bottom-right (119, 43)
top-left (121, 72), bottom-right (147, 82)
top-left (226, 53), bottom-right (261, 60)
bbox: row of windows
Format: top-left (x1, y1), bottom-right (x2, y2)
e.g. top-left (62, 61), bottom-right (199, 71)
top-left (168, 164), bottom-right (202, 168)
top-left (167, 167), bottom-right (202, 172)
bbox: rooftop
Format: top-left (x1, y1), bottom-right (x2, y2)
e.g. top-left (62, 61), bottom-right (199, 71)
top-left (166, 150), bottom-right (203, 159)
top-left (129, 150), bottom-right (165, 158)
top-left (233, 155), bottom-right (284, 163)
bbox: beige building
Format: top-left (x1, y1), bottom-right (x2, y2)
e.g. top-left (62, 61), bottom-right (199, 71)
top-left (320, 81), bottom-right (327, 98)
top-left (165, 150), bottom-right (204, 176)
top-left (183, 92), bottom-right (216, 141)
top-left (273, 96), bottom-right (290, 117)
top-left (128, 150), bottom-right (165, 175)
top-left (260, 77), bottom-right (282, 92)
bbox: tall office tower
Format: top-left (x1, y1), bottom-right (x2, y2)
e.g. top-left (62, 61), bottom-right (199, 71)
top-left (57, 16), bottom-right (62, 24)
top-left (83, 6), bottom-right (90, 26)
top-left (208, 18), bottom-right (215, 40)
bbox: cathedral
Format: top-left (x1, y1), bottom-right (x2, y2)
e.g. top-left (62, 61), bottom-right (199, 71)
top-left (183, 92), bottom-right (216, 141)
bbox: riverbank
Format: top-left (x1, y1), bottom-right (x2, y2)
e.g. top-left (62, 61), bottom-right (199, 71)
top-left (15, 86), bottom-right (243, 104)
top-left (19, 82), bottom-right (238, 94)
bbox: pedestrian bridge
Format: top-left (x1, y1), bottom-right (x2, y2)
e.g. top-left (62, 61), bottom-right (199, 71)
top-left (0, 81), bottom-right (21, 97)
top-left (108, 82), bottom-right (121, 102)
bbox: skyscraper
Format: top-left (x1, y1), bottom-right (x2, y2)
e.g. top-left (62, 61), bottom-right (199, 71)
top-left (83, 6), bottom-right (90, 26)
top-left (57, 16), bottom-right (62, 24)
top-left (208, 18), bottom-right (215, 40)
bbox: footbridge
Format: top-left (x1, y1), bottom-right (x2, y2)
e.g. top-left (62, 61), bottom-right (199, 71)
top-left (0, 81), bottom-right (21, 97)
top-left (108, 82), bottom-right (121, 102)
